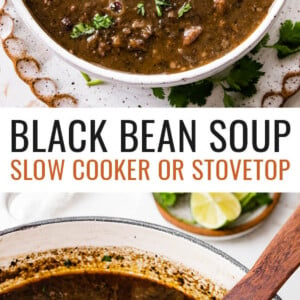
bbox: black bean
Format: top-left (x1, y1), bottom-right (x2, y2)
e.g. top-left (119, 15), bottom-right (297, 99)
top-left (61, 17), bottom-right (73, 31)
top-left (110, 1), bottom-right (122, 13)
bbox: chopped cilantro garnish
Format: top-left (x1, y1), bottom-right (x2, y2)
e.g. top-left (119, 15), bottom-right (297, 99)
top-left (81, 72), bottom-right (91, 82)
top-left (152, 88), bottom-right (165, 99)
top-left (267, 20), bottom-right (300, 58)
top-left (102, 255), bottom-right (112, 262)
top-left (71, 23), bottom-right (95, 39)
top-left (155, 0), bottom-right (170, 17)
top-left (92, 14), bottom-right (113, 29)
top-left (71, 14), bottom-right (113, 39)
top-left (137, 2), bottom-right (145, 16)
top-left (81, 72), bottom-right (103, 87)
top-left (87, 79), bottom-right (104, 87)
top-left (64, 259), bottom-right (72, 268)
top-left (178, 2), bottom-right (192, 18)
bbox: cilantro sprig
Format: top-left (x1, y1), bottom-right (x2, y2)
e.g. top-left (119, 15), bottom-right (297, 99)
top-left (222, 56), bottom-right (264, 98)
top-left (267, 20), bottom-right (300, 58)
top-left (152, 56), bottom-right (264, 107)
top-left (71, 14), bottom-right (113, 39)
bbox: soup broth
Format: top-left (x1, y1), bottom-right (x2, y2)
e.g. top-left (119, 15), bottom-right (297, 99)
top-left (24, 0), bottom-right (274, 74)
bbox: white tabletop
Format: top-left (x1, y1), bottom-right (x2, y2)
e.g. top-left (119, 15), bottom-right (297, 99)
top-left (0, 192), bottom-right (299, 299)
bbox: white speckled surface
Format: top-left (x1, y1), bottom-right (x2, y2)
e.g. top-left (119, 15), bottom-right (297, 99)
top-left (0, 0), bottom-right (299, 107)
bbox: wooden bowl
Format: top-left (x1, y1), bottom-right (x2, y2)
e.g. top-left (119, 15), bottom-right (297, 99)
top-left (155, 193), bottom-right (280, 238)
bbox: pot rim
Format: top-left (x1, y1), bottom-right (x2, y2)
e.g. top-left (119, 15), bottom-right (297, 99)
top-left (0, 217), bottom-right (281, 299)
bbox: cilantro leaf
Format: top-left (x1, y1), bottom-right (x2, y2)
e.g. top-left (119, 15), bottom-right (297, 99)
top-left (71, 14), bottom-right (113, 39)
top-left (168, 80), bottom-right (213, 107)
top-left (64, 259), bottom-right (72, 268)
top-left (154, 193), bottom-right (178, 207)
top-left (178, 2), bottom-right (192, 18)
top-left (71, 23), bottom-right (95, 39)
top-left (102, 255), bottom-right (112, 262)
top-left (268, 20), bottom-right (300, 58)
top-left (81, 72), bottom-right (91, 82)
top-left (152, 87), bottom-right (165, 99)
top-left (241, 193), bottom-right (272, 214)
top-left (81, 72), bottom-right (103, 87)
top-left (137, 2), bottom-right (145, 16)
top-left (223, 91), bottom-right (236, 107)
top-left (224, 56), bottom-right (264, 97)
top-left (251, 34), bottom-right (270, 55)
top-left (155, 0), bottom-right (170, 17)
top-left (93, 14), bottom-right (113, 29)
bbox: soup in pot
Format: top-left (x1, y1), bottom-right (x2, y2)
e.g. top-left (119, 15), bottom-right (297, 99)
top-left (0, 247), bottom-right (227, 299)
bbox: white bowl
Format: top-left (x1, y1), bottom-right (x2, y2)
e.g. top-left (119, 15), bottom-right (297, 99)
top-left (12, 0), bottom-right (284, 87)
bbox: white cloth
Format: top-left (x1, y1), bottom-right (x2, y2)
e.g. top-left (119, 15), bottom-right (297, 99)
top-left (0, 193), bottom-right (162, 230)
top-left (0, 193), bottom-right (71, 228)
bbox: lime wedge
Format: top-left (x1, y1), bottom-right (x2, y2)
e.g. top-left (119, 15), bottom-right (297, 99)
top-left (191, 193), bottom-right (242, 229)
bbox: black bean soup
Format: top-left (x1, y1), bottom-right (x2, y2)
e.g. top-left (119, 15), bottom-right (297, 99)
top-left (0, 273), bottom-right (194, 300)
top-left (24, 0), bottom-right (274, 74)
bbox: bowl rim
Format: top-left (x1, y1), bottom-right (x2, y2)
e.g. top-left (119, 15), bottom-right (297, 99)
top-left (11, 0), bottom-right (285, 87)
top-left (0, 217), bottom-right (281, 299)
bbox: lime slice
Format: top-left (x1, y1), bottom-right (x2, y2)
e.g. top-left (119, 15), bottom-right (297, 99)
top-left (191, 193), bottom-right (242, 229)
top-left (234, 193), bottom-right (249, 201)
